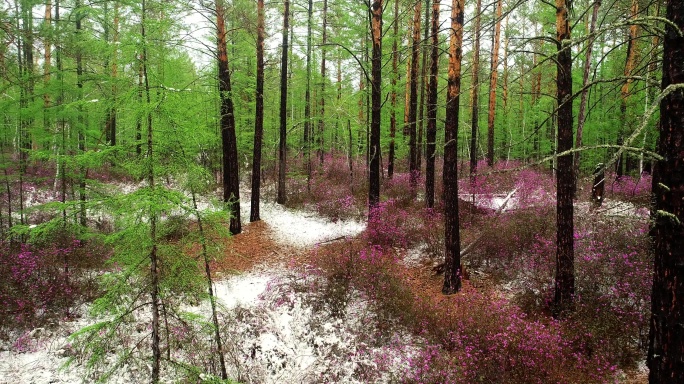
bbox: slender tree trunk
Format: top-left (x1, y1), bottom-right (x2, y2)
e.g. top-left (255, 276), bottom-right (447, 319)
top-left (574, 0), bottom-right (600, 195)
top-left (303, 0), bottom-right (312, 191)
top-left (136, 59), bottom-right (143, 156)
top-left (368, 0), bottom-right (382, 212)
top-left (417, 0), bottom-right (430, 173)
top-left (55, 0), bottom-right (66, 223)
top-left (105, 2), bottom-right (119, 146)
top-left (647, 2), bottom-right (684, 381)
top-left (443, 0), bottom-right (464, 295)
top-left (617, 0), bottom-right (639, 179)
top-left (469, 0), bottom-right (481, 178)
top-left (486, 0), bottom-right (502, 167)
top-left (502, 15), bottom-right (511, 161)
top-left (388, 0), bottom-right (399, 179)
top-left (139, 1), bottom-right (161, 380)
top-left (216, 0), bottom-right (241, 234)
top-left (277, 0), bottom-right (290, 205)
top-left (403, 19), bottom-right (412, 138)
top-left (75, 0), bottom-right (86, 227)
top-left (407, 1), bottom-right (422, 188)
top-left (250, 0), bottom-right (265, 222)
top-left (318, 0), bottom-right (328, 164)
top-left (43, 0), bottom-right (51, 136)
top-left (553, 0), bottom-right (574, 317)
top-left (425, 0), bottom-right (439, 208)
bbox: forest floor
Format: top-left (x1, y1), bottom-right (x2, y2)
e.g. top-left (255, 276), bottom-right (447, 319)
top-left (0, 173), bottom-right (651, 383)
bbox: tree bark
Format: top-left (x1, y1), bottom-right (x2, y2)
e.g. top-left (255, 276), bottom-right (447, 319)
top-left (407, 1), bottom-right (422, 188)
top-left (75, 0), bottom-right (86, 228)
top-left (277, 0), bottom-right (290, 205)
top-left (417, 0), bottom-right (430, 174)
top-left (388, 0), bottom-right (399, 179)
top-left (469, 0), bottom-right (481, 178)
top-left (140, 1), bottom-right (161, 380)
top-left (486, 0), bottom-right (502, 167)
top-left (425, 0), bottom-right (439, 209)
top-left (647, 1), bottom-right (684, 381)
top-left (443, 0), bottom-right (464, 295)
top-left (553, 0), bottom-right (575, 317)
top-left (104, 1), bottom-right (119, 147)
top-left (216, 0), bottom-right (241, 234)
top-left (368, 0), bottom-right (382, 212)
top-left (318, 0), bottom-right (328, 164)
top-left (250, 0), bottom-right (265, 222)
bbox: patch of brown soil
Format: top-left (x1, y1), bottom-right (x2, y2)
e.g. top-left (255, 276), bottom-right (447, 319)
top-left (210, 220), bottom-right (298, 274)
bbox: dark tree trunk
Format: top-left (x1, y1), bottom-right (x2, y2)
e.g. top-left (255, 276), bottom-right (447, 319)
top-left (469, 0), bottom-right (481, 178)
top-left (104, 2), bottom-right (119, 147)
top-left (648, 1), bottom-right (684, 381)
top-left (553, 0), bottom-right (574, 317)
top-left (486, 0), bottom-right (502, 167)
top-left (425, 0), bottom-right (439, 209)
top-left (250, 0), bottom-right (265, 222)
top-left (140, 1), bottom-right (161, 381)
top-left (136, 58), bottom-right (143, 157)
top-left (417, 0), bottom-right (430, 174)
top-left (303, 0), bottom-right (312, 191)
top-left (75, 0), bottom-right (86, 228)
top-left (443, 0), bottom-right (464, 295)
top-left (407, 2), bottom-right (422, 188)
top-left (277, 0), bottom-right (290, 205)
top-left (318, 0), bottom-right (328, 164)
top-left (388, 0), bottom-right (399, 179)
top-left (217, 0), bottom-right (241, 234)
top-left (368, 0), bottom-right (382, 212)
top-left (591, 163), bottom-right (605, 208)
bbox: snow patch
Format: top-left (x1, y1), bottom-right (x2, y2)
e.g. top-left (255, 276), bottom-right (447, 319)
top-left (251, 202), bottom-right (366, 248)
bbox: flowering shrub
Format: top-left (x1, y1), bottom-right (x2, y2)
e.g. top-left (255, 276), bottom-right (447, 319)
top-left (0, 230), bottom-right (108, 341)
top-left (605, 172), bottom-right (652, 205)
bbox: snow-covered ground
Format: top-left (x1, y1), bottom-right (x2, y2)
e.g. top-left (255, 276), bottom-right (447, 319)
top-left (250, 202), bottom-right (366, 248)
top-left (0, 195), bottom-right (394, 384)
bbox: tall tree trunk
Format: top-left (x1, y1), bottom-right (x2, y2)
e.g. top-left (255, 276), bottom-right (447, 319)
top-left (388, 0), bottom-right (399, 179)
top-left (574, 0), bottom-right (600, 195)
top-left (318, 0), bottom-right (328, 164)
top-left (417, 0), bottom-right (430, 173)
top-left (617, 0), bottom-right (639, 179)
top-left (304, 0), bottom-right (312, 190)
top-left (75, 0), bottom-right (86, 227)
top-left (443, 0), bottom-right (464, 295)
top-left (250, 0), bottom-right (265, 222)
top-left (105, 1), bottom-right (119, 146)
top-left (553, 0), bottom-right (574, 317)
top-left (407, 1), bottom-right (422, 188)
top-left (486, 0), bottom-right (502, 167)
top-left (469, 0), bottom-right (481, 178)
top-left (502, 14), bottom-right (510, 161)
top-left (425, 0), bottom-right (439, 208)
top-left (55, 0), bottom-right (67, 223)
top-left (216, 0), bottom-right (241, 234)
top-left (368, 0), bottom-right (382, 212)
top-left (43, 0), bottom-right (51, 136)
top-left (136, 59), bottom-right (143, 156)
top-left (277, 0), bottom-right (290, 205)
top-left (139, 2), bottom-right (161, 380)
top-left (647, 2), bottom-right (684, 381)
